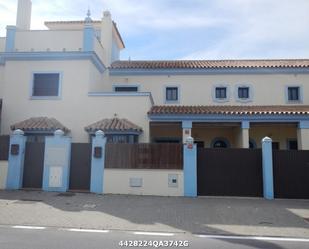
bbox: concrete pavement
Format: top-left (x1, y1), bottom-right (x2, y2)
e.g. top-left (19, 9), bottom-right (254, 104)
top-left (0, 190), bottom-right (308, 238)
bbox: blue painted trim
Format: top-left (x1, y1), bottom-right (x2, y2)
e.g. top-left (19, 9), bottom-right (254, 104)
top-left (235, 84), bottom-right (254, 103)
top-left (88, 92), bottom-right (155, 105)
top-left (42, 135), bottom-right (71, 192)
top-left (148, 114), bottom-right (309, 122)
top-left (90, 134), bottom-right (107, 194)
top-left (183, 144), bottom-right (197, 197)
top-left (182, 120), bottom-right (192, 129)
top-left (30, 71), bottom-right (63, 99)
top-left (212, 84), bottom-right (230, 103)
top-left (241, 121), bottom-right (250, 129)
top-left (210, 137), bottom-right (231, 148)
top-left (6, 133), bottom-right (26, 189)
top-left (5, 26), bottom-right (16, 52)
top-left (298, 120), bottom-right (309, 129)
top-left (164, 85), bottom-right (181, 104)
top-left (0, 51), bottom-right (106, 73)
top-left (261, 137), bottom-right (274, 200)
top-left (109, 67), bottom-right (309, 76)
top-left (285, 85), bottom-right (303, 104)
top-left (83, 25), bottom-right (95, 52)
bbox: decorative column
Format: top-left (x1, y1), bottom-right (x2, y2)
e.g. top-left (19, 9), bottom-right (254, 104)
top-left (5, 25), bottom-right (17, 52)
top-left (239, 121), bottom-right (250, 148)
top-left (83, 10), bottom-right (95, 52)
top-left (183, 136), bottom-right (197, 197)
top-left (42, 130), bottom-right (71, 192)
top-left (90, 130), bottom-right (107, 194)
top-left (6, 129), bottom-right (26, 189)
top-left (261, 136), bottom-right (274, 200)
top-left (182, 121), bottom-right (192, 144)
top-left (297, 121), bottom-right (309, 150)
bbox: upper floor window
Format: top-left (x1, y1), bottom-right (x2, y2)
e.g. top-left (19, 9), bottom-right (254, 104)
top-left (287, 87), bottom-right (300, 101)
top-left (114, 86), bottom-right (138, 92)
top-left (165, 87), bottom-right (179, 102)
top-left (238, 87), bottom-right (249, 99)
top-left (215, 87), bottom-right (227, 99)
top-left (32, 73), bottom-right (60, 97)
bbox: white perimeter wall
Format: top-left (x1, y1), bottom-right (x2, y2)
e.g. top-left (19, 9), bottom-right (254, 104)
top-left (0, 161), bottom-right (8, 189)
top-left (104, 169), bottom-right (183, 196)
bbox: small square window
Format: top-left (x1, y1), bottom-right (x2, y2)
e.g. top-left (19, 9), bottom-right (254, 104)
top-left (288, 140), bottom-right (298, 150)
top-left (32, 73), bottom-right (60, 97)
top-left (166, 87), bottom-right (178, 101)
top-left (238, 87), bottom-right (249, 99)
top-left (288, 87), bottom-right (300, 101)
top-left (215, 87), bottom-right (227, 99)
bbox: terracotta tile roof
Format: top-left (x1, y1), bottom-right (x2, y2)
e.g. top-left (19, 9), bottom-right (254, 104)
top-left (11, 117), bottom-right (69, 133)
top-left (148, 105), bottom-right (309, 115)
top-left (85, 117), bottom-right (142, 133)
top-left (110, 59), bottom-right (309, 70)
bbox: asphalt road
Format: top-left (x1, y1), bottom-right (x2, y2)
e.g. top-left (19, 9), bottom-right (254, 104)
top-left (0, 226), bottom-right (308, 249)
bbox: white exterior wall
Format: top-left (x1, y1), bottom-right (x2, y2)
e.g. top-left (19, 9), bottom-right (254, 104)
top-left (104, 169), bottom-right (183, 196)
top-left (15, 30), bottom-right (83, 52)
top-left (1, 60), bottom-right (151, 142)
top-left (0, 161), bottom-right (8, 189)
top-left (109, 73), bottom-right (309, 105)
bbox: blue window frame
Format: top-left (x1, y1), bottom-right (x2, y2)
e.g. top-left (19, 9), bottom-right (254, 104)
top-left (32, 73), bottom-right (60, 97)
top-left (215, 87), bottom-right (227, 99)
top-left (238, 87), bottom-right (249, 99)
top-left (288, 87), bottom-right (300, 101)
top-left (166, 87), bottom-right (178, 101)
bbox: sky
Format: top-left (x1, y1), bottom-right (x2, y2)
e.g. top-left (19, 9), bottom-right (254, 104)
top-left (0, 0), bottom-right (309, 60)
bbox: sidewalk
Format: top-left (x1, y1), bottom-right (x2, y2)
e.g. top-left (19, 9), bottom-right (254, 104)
top-left (0, 190), bottom-right (308, 238)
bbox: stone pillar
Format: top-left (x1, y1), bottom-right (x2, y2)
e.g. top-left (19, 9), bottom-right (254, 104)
top-left (5, 26), bottom-right (17, 52)
top-left (297, 121), bottom-right (309, 150)
top-left (261, 136), bottom-right (274, 200)
top-left (90, 130), bottom-right (107, 194)
top-left (182, 121), bottom-right (192, 144)
top-left (239, 121), bottom-right (250, 148)
top-left (6, 129), bottom-right (26, 189)
top-left (42, 130), bottom-right (71, 192)
top-left (183, 136), bottom-right (197, 197)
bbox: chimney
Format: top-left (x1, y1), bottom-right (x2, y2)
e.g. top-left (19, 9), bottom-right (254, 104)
top-left (101, 10), bottom-right (113, 66)
top-left (16, 0), bottom-right (32, 30)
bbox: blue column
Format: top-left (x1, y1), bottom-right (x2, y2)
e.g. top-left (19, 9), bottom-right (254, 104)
top-left (42, 130), bottom-right (71, 192)
top-left (183, 137), bottom-right (197, 197)
top-left (261, 136), bottom-right (274, 200)
top-left (6, 129), bottom-right (26, 189)
top-left (90, 130), bottom-right (107, 194)
top-left (5, 25), bottom-right (16, 52)
top-left (83, 24), bottom-right (94, 52)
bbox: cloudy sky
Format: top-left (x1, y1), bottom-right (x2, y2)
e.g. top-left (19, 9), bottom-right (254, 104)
top-left (0, 0), bottom-right (308, 60)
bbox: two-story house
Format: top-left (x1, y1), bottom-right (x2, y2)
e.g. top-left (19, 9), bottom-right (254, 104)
top-left (1, 0), bottom-right (309, 151)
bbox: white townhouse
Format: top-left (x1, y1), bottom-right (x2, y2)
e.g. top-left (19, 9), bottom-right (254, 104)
top-left (1, 0), bottom-right (309, 151)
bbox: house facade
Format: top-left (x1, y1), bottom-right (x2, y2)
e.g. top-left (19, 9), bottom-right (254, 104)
top-left (1, 0), bottom-right (309, 151)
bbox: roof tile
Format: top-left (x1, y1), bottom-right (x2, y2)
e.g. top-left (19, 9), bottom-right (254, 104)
top-left (11, 117), bottom-right (69, 132)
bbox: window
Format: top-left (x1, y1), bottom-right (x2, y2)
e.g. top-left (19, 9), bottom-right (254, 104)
top-left (272, 142), bottom-right (280, 150)
top-left (166, 87), bottom-right (178, 102)
top-left (249, 139), bottom-right (257, 149)
top-left (215, 87), bottom-right (227, 99)
top-left (211, 138), bottom-right (230, 148)
top-left (106, 134), bottom-right (138, 144)
top-left (287, 140), bottom-right (298, 150)
top-left (114, 86), bottom-right (138, 92)
top-left (288, 87), bottom-right (300, 101)
top-left (32, 73), bottom-right (60, 97)
top-left (238, 87), bottom-right (249, 99)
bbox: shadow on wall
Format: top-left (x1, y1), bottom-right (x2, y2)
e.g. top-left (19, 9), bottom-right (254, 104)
top-left (0, 190), bottom-right (308, 249)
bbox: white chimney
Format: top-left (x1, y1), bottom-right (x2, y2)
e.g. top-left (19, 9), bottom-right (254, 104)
top-left (16, 0), bottom-right (32, 30)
